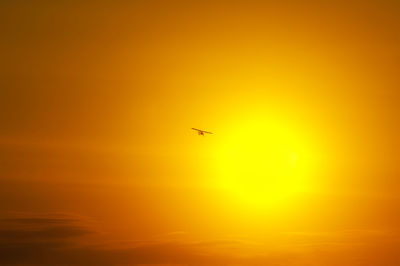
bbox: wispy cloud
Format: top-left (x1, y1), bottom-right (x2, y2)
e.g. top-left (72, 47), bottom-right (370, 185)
top-left (0, 212), bottom-right (400, 266)
top-left (0, 212), bottom-right (286, 266)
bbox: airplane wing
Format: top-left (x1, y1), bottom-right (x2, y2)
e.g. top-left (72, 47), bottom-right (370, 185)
top-left (191, 128), bottom-right (213, 134)
top-left (192, 127), bottom-right (213, 134)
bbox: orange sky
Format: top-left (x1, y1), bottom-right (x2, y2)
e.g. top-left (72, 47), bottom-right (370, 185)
top-left (1, 1), bottom-right (400, 265)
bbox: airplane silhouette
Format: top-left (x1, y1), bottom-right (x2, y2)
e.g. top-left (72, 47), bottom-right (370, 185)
top-left (191, 128), bottom-right (213, 136)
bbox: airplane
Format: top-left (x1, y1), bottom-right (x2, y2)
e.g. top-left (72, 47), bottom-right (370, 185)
top-left (191, 128), bottom-right (213, 136)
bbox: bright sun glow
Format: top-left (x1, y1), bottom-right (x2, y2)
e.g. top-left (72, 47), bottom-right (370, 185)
top-left (212, 116), bottom-right (316, 209)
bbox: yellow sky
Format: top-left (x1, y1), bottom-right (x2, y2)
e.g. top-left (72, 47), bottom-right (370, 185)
top-left (1, 1), bottom-right (400, 265)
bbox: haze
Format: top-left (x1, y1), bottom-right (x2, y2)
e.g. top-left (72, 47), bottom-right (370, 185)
top-left (1, 1), bottom-right (400, 265)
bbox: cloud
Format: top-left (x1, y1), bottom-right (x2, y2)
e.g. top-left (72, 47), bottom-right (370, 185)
top-left (0, 212), bottom-right (287, 266)
top-left (0, 212), bottom-right (400, 266)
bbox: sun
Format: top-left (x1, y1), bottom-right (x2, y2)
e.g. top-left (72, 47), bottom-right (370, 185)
top-left (212, 116), bottom-right (315, 209)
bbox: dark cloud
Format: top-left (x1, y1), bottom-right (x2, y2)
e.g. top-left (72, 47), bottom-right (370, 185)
top-left (0, 214), bottom-right (91, 239)
top-left (0, 213), bottom-right (93, 265)
top-left (0, 226), bottom-right (89, 242)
